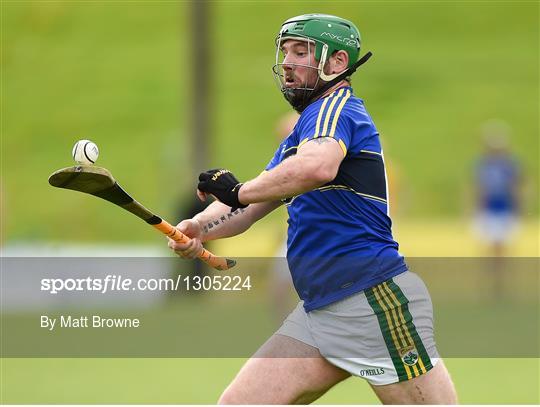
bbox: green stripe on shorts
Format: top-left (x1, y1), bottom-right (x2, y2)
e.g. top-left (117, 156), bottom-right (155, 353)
top-left (387, 279), bottom-right (433, 373)
top-left (365, 286), bottom-right (410, 382)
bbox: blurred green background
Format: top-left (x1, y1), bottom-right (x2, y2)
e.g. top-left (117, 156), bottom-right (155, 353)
top-left (1, 0), bottom-right (538, 404)
top-left (2, 0), bottom-right (538, 243)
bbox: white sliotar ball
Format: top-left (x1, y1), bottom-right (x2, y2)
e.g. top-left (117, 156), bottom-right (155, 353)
top-left (72, 139), bottom-right (99, 165)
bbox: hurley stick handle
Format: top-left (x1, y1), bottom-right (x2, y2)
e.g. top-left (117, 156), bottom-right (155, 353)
top-left (152, 220), bottom-right (236, 271)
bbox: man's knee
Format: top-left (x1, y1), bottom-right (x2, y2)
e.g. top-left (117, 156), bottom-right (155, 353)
top-left (218, 384), bottom-right (326, 405)
top-left (371, 360), bottom-right (458, 404)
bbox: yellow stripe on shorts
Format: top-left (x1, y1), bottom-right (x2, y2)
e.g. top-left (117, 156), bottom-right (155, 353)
top-left (372, 285), bottom-right (413, 380)
top-left (378, 284), bottom-right (420, 377)
top-left (382, 282), bottom-right (428, 374)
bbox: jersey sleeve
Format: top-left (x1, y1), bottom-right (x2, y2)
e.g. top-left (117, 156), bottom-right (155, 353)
top-left (264, 144), bottom-right (283, 171)
top-left (296, 87), bottom-right (354, 156)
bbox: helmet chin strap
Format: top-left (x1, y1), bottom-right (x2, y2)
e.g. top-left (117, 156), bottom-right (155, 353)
top-left (289, 51), bottom-right (373, 113)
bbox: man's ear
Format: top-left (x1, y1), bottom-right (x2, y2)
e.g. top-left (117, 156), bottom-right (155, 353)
top-left (329, 50), bottom-right (349, 75)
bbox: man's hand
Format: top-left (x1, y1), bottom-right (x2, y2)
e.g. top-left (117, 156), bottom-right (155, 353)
top-left (197, 169), bottom-right (248, 210)
top-left (167, 219), bottom-right (203, 259)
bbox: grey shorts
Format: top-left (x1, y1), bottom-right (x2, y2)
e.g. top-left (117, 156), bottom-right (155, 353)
top-left (276, 271), bottom-right (440, 385)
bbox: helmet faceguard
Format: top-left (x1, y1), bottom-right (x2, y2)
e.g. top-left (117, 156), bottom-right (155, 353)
top-left (272, 34), bottom-right (326, 113)
top-left (272, 14), bottom-right (371, 113)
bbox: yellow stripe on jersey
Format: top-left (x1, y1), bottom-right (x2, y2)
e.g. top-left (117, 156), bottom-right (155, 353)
top-left (281, 145), bottom-right (298, 154)
top-left (280, 138), bottom-right (309, 156)
top-left (314, 88), bottom-right (346, 138)
top-left (298, 137), bottom-right (309, 148)
top-left (360, 149), bottom-right (382, 156)
top-left (338, 139), bottom-right (347, 156)
top-left (320, 88), bottom-right (345, 137)
top-left (317, 184), bottom-right (387, 204)
top-left (284, 195), bottom-right (300, 206)
top-left (314, 97), bottom-right (330, 138)
top-left (328, 89), bottom-right (352, 138)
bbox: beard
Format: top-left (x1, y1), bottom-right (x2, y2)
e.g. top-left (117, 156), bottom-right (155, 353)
top-left (283, 88), bottom-right (311, 113)
top-left (282, 79), bottom-right (325, 113)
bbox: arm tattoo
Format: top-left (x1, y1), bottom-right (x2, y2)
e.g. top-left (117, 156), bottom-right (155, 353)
top-left (311, 137), bottom-right (332, 144)
top-left (202, 208), bottom-right (247, 234)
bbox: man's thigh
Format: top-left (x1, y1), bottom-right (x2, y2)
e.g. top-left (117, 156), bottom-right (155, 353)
top-left (218, 334), bottom-right (350, 405)
top-left (370, 360), bottom-right (458, 404)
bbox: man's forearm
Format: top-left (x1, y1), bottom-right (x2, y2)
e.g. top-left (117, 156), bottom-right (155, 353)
top-left (192, 201), bottom-right (252, 242)
top-left (192, 200), bottom-right (280, 242)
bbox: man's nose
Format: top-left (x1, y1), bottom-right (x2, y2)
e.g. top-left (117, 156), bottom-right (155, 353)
top-left (282, 55), bottom-right (294, 70)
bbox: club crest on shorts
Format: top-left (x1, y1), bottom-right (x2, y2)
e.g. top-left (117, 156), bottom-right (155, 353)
top-left (399, 346), bottom-right (419, 366)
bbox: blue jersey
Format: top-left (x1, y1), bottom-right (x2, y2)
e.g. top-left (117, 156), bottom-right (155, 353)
top-left (266, 87), bottom-right (407, 311)
top-left (476, 155), bottom-right (519, 213)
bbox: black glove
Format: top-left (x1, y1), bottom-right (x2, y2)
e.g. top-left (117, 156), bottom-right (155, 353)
top-left (197, 169), bottom-right (248, 211)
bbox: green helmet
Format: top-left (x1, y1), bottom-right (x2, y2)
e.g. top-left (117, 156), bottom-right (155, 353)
top-left (273, 14), bottom-right (368, 112)
top-left (277, 14), bottom-right (361, 75)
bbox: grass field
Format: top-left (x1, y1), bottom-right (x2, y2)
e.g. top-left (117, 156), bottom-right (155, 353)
top-left (1, 358), bottom-right (538, 404)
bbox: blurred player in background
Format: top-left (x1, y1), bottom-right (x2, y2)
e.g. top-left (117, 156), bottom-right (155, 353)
top-left (473, 120), bottom-right (522, 297)
top-left (169, 14), bottom-right (457, 404)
